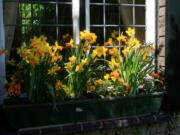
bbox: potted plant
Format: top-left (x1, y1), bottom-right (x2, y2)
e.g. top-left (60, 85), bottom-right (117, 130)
top-left (2, 28), bottom-right (166, 129)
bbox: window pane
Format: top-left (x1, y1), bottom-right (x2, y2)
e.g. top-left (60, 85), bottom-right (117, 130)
top-left (120, 6), bottom-right (133, 25)
top-left (135, 27), bottom-right (145, 43)
top-left (40, 4), bottom-right (56, 24)
top-left (58, 27), bottom-right (73, 42)
top-left (106, 0), bottom-right (119, 3)
top-left (106, 6), bottom-right (119, 25)
top-left (106, 27), bottom-right (119, 41)
top-left (90, 5), bottom-right (103, 24)
top-left (135, 7), bottom-right (145, 25)
top-left (41, 27), bottom-right (56, 44)
top-left (57, 0), bottom-right (72, 2)
top-left (22, 26), bottom-right (40, 45)
top-left (135, 0), bottom-right (145, 4)
top-left (58, 4), bottom-right (72, 24)
top-left (90, 27), bottom-right (104, 45)
top-left (90, 0), bottom-right (103, 3)
top-left (120, 0), bottom-right (133, 4)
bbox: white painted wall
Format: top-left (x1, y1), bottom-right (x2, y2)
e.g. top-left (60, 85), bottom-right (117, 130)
top-left (0, 0), bottom-right (6, 104)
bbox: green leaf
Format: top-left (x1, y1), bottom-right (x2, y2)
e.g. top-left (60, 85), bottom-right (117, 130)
top-left (130, 73), bottom-right (138, 95)
top-left (46, 82), bottom-right (57, 111)
top-left (29, 70), bottom-right (35, 102)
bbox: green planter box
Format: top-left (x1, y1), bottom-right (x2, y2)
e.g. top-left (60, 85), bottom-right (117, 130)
top-left (3, 92), bottom-right (165, 129)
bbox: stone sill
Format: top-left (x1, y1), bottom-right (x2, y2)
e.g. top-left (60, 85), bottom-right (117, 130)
top-left (0, 112), bottom-right (170, 135)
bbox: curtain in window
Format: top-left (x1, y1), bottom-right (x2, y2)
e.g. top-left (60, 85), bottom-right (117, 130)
top-left (3, 2), bottom-right (18, 63)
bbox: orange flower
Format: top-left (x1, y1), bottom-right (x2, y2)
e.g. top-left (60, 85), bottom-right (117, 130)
top-left (104, 42), bottom-right (109, 46)
top-left (31, 42), bottom-right (37, 47)
top-left (120, 78), bottom-right (124, 83)
top-left (0, 50), bottom-right (5, 56)
top-left (8, 87), bottom-right (14, 94)
top-left (66, 43), bottom-right (71, 47)
top-left (15, 90), bottom-right (21, 95)
top-left (110, 70), bottom-right (119, 78)
top-left (150, 46), bottom-right (156, 51)
top-left (58, 55), bottom-right (63, 60)
top-left (58, 46), bottom-right (63, 51)
top-left (149, 73), bottom-right (160, 79)
top-left (10, 76), bottom-right (16, 81)
top-left (124, 83), bottom-right (130, 89)
top-left (160, 80), bottom-right (164, 85)
top-left (14, 83), bottom-right (21, 90)
top-left (36, 50), bottom-right (42, 56)
top-left (90, 86), bottom-right (96, 92)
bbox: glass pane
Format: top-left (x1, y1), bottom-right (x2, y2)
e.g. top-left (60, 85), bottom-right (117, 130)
top-left (90, 0), bottom-right (103, 3)
top-left (40, 4), bottom-right (56, 24)
top-left (106, 27), bottom-right (119, 41)
top-left (135, 27), bottom-right (145, 43)
top-left (135, 7), bottom-right (145, 25)
top-left (120, 6), bottom-right (133, 25)
top-left (90, 5), bottom-right (103, 24)
top-left (120, 0), bottom-right (133, 4)
top-left (41, 27), bottom-right (56, 44)
top-left (58, 27), bottom-right (73, 44)
top-left (58, 4), bottom-right (72, 24)
top-left (22, 26), bottom-right (40, 45)
top-left (135, 0), bottom-right (145, 4)
top-left (90, 27), bottom-right (104, 46)
top-left (106, 6), bottom-right (119, 24)
top-left (57, 0), bottom-right (72, 2)
top-left (106, 0), bottom-right (119, 3)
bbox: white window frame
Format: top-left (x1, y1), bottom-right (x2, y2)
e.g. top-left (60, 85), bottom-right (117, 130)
top-left (0, 0), bottom-right (6, 104)
top-left (0, 0), bottom-right (156, 104)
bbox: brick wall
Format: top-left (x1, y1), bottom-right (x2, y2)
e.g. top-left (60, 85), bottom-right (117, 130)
top-left (158, 0), bottom-right (166, 70)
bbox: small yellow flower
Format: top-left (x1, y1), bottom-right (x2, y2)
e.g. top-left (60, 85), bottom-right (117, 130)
top-left (117, 32), bottom-right (126, 42)
top-left (92, 49), bottom-right (98, 57)
top-left (69, 55), bottom-right (76, 63)
top-left (75, 64), bottom-right (83, 72)
top-left (65, 63), bottom-right (73, 71)
top-left (8, 59), bottom-right (16, 66)
top-left (94, 79), bottom-right (103, 85)
top-left (111, 76), bottom-right (117, 82)
top-left (90, 85), bottom-right (96, 92)
top-left (126, 28), bottom-right (135, 37)
top-left (109, 58), bottom-right (119, 69)
top-left (81, 58), bottom-right (88, 66)
top-left (104, 74), bottom-right (110, 80)
top-left (96, 46), bottom-right (107, 57)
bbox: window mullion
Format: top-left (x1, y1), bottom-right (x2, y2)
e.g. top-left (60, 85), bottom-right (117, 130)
top-left (0, 0), bottom-right (6, 104)
top-left (85, 0), bottom-right (90, 32)
top-left (72, 0), bottom-right (80, 44)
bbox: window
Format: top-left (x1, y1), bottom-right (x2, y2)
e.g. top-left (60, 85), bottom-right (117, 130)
top-left (0, 0), bottom-right (156, 103)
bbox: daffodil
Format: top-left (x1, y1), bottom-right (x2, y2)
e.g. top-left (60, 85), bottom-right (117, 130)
top-left (126, 27), bottom-right (135, 37)
top-left (109, 58), bottom-right (119, 69)
top-left (65, 63), bottom-right (74, 71)
top-left (69, 55), bottom-right (76, 63)
top-left (96, 46), bottom-right (108, 57)
top-left (104, 74), bottom-right (110, 80)
top-left (75, 64), bottom-right (83, 72)
top-left (117, 32), bottom-right (126, 42)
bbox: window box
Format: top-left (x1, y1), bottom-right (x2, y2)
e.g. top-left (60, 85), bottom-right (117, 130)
top-left (3, 91), bottom-right (165, 129)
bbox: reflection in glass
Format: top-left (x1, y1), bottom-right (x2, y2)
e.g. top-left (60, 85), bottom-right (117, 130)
top-left (135, 7), bottom-right (145, 25)
top-left (106, 6), bottom-right (119, 24)
top-left (90, 5), bottom-right (103, 24)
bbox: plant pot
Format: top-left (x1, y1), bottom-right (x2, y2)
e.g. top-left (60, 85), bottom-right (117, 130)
top-left (3, 91), bottom-right (165, 129)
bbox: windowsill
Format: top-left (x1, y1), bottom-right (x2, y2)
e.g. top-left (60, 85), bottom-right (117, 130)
top-left (1, 112), bottom-right (170, 135)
